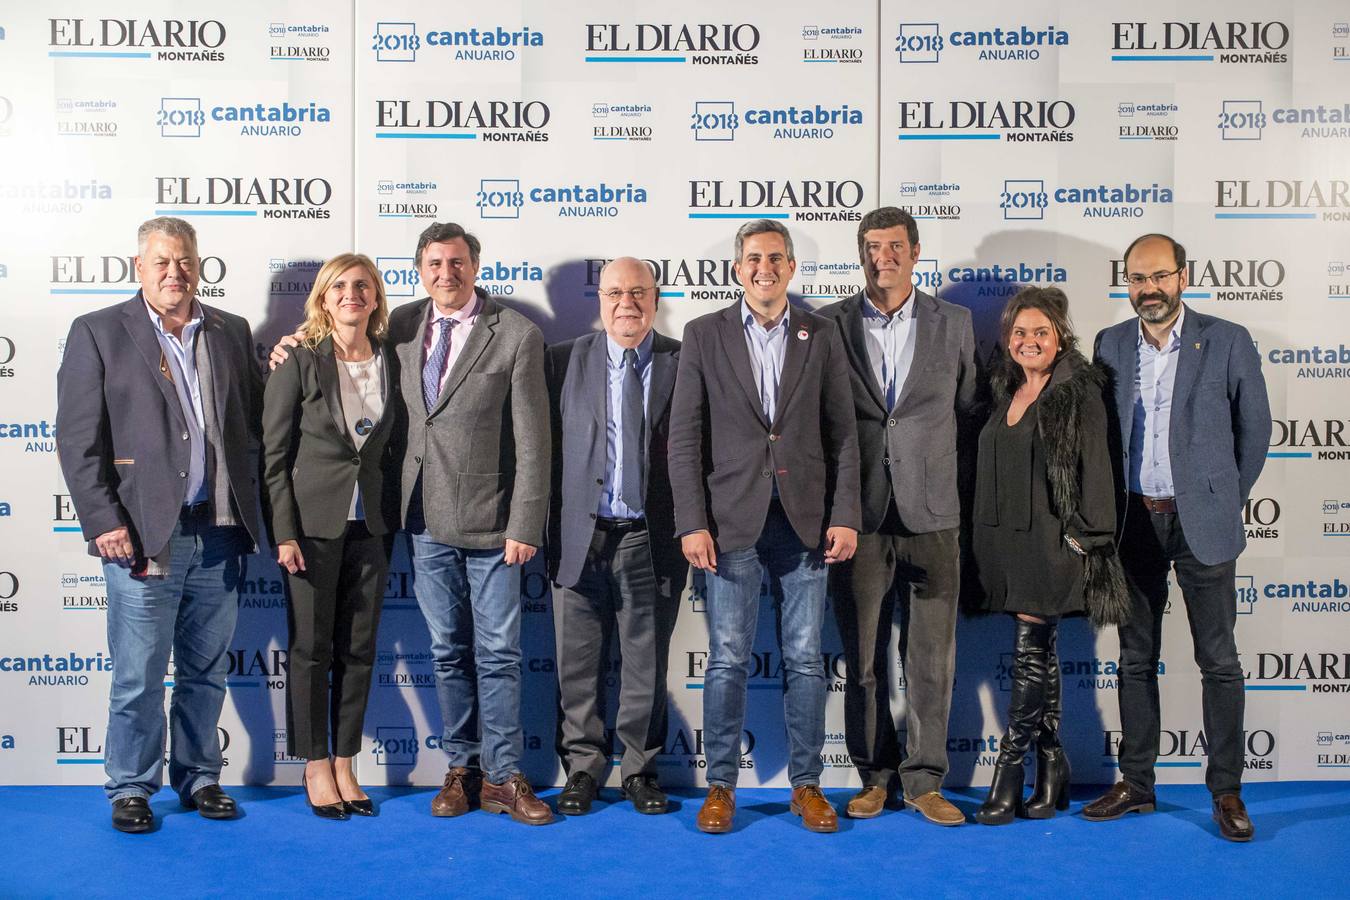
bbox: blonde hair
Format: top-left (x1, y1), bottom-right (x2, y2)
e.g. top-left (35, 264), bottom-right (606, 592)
top-left (299, 253), bottom-right (389, 348)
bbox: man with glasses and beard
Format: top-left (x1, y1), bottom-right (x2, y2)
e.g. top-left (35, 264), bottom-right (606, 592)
top-left (1086, 233), bottom-right (1271, 842)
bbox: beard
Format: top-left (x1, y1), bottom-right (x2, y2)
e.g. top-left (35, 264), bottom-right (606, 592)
top-left (1131, 286), bottom-right (1181, 324)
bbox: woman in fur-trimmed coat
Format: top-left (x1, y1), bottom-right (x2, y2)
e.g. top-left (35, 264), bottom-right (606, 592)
top-left (971, 286), bottom-right (1128, 826)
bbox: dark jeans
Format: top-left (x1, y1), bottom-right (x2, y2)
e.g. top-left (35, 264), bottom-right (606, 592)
top-left (284, 520), bottom-right (393, 760)
top-left (1117, 496), bottom-right (1245, 797)
top-left (830, 513), bottom-right (959, 798)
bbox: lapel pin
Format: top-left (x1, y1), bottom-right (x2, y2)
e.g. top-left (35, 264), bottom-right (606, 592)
top-left (796, 328), bottom-right (809, 341)
top-left (1194, 342), bottom-right (1201, 349)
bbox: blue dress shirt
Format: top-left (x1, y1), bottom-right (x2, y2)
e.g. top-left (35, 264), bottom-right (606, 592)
top-left (144, 297), bottom-right (207, 504)
top-left (1129, 306), bottom-right (1186, 497)
top-left (860, 291), bottom-right (918, 411)
top-left (740, 300), bottom-right (788, 423)
top-left (599, 331), bottom-right (653, 519)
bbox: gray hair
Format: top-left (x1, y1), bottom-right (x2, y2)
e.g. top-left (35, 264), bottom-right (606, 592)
top-left (734, 219), bottom-right (795, 262)
top-left (137, 216), bottom-right (198, 256)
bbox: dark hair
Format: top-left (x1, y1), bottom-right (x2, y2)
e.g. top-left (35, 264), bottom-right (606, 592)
top-left (734, 218), bottom-right (795, 261)
top-left (1122, 233), bottom-right (1186, 271)
top-left (857, 207), bottom-right (919, 264)
top-left (991, 286), bottom-right (1078, 392)
top-left (415, 222), bottom-right (481, 267)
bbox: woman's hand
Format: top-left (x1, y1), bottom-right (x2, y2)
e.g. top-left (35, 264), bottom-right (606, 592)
top-left (278, 540), bottom-right (306, 574)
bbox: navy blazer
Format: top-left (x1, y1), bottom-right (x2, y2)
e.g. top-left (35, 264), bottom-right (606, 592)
top-left (544, 330), bottom-right (684, 589)
top-left (1093, 305), bottom-right (1271, 566)
top-left (55, 293), bottom-right (264, 559)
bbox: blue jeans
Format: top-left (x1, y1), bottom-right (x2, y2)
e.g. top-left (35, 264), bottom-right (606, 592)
top-left (102, 516), bottom-right (246, 802)
top-left (703, 502), bottom-right (828, 788)
top-left (408, 530), bottom-right (523, 784)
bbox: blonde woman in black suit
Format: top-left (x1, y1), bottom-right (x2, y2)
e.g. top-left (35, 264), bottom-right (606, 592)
top-left (263, 253), bottom-right (402, 819)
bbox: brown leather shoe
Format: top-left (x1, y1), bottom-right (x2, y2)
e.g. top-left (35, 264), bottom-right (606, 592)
top-left (790, 785), bottom-right (838, 833)
top-left (906, 791), bottom-right (966, 826)
top-left (481, 773), bottom-right (554, 825)
top-left (1082, 781), bottom-right (1156, 821)
top-left (1212, 794), bottom-right (1254, 842)
top-left (846, 785), bottom-right (888, 819)
top-left (697, 785), bottom-right (735, 834)
top-left (431, 766), bottom-right (477, 817)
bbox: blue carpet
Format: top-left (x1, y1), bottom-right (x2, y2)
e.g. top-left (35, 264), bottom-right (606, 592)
top-left (0, 782), bottom-right (1345, 898)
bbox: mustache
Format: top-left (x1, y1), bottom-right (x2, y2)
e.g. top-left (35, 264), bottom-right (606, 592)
top-left (1138, 291), bottom-right (1168, 303)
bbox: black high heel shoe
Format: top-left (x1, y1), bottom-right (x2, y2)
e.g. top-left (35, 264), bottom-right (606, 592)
top-left (304, 773), bottom-right (350, 820)
top-left (342, 796), bottom-right (376, 817)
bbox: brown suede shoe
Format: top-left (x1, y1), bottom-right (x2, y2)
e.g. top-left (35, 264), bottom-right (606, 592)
top-left (1212, 794), bottom-right (1254, 842)
top-left (906, 791), bottom-right (966, 826)
top-left (697, 785), bottom-right (735, 834)
top-left (431, 766), bottom-right (477, 817)
top-left (790, 785), bottom-right (838, 833)
top-left (846, 784), bottom-right (888, 819)
top-left (1082, 781), bottom-right (1156, 821)
top-left (481, 773), bottom-right (554, 825)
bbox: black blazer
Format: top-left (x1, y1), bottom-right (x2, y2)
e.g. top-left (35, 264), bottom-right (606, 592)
top-left (262, 336), bottom-right (402, 543)
top-left (668, 302), bottom-right (861, 553)
top-left (544, 330), bottom-right (684, 588)
top-left (56, 294), bottom-right (264, 558)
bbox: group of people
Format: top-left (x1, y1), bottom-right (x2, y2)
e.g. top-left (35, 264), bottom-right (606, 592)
top-left (55, 210), bottom-right (1271, 843)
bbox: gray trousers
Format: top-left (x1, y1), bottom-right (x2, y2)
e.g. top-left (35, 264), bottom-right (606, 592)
top-left (830, 517), bottom-right (959, 798)
top-left (553, 524), bottom-right (682, 783)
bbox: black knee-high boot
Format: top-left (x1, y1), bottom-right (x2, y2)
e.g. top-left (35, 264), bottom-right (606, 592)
top-left (976, 618), bottom-right (1052, 825)
top-left (1026, 622), bottom-right (1071, 818)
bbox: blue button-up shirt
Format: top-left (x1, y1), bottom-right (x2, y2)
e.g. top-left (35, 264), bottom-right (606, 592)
top-left (1129, 306), bottom-right (1186, 497)
top-left (143, 296), bottom-right (207, 504)
top-left (741, 300), bottom-right (788, 423)
top-left (860, 290), bottom-right (918, 411)
top-left (599, 332), bottom-right (654, 519)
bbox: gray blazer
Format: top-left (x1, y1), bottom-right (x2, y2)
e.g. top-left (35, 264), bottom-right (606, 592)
top-left (1093, 306), bottom-right (1271, 566)
top-left (261, 336), bottom-right (401, 543)
top-left (544, 330), bottom-right (684, 589)
top-left (669, 302), bottom-right (861, 554)
top-left (55, 293), bottom-right (264, 558)
top-left (389, 289), bottom-right (550, 549)
top-left (818, 289), bottom-right (979, 534)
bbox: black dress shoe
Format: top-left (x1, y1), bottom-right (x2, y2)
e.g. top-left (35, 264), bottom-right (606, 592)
top-left (1212, 794), bottom-right (1254, 842)
top-left (556, 771), bottom-right (597, 816)
top-left (343, 798), bottom-right (376, 817)
top-left (112, 796), bottom-right (153, 834)
top-left (622, 774), bottom-right (669, 815)
top-left (183, 784), bottom-right (238, 819)
top-left (1082, 781), bottom-right (1156, 821)
top-left (304, 775), bottom-right (350, 821)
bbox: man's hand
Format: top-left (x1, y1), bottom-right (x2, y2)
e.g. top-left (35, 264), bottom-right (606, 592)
top-left (268, 329), bottom-right (305, 371)
top-left (504, 539), bottom-right (537, 566)
top-left (277, 540), bottom-right (306, 575)
top-left (94, 526), bottom-right (136, 568)
top-left (681, 530), bottom-right (718, 574)
top-left (823, 526), bottom-right (858, 564)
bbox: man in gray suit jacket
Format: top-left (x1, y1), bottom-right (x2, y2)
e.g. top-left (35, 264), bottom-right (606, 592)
top-left (390, 222), bottom-right (553, 825)
top-left (670, 220), bottom-right (861, 834)
top-left (56, 217), bottom-right (263, 833)
top-left (1086, 233), bottom-right (1271, 842)
top-left (544, 257), bottom-right (687, 816)
top-left (817, 207), bottom-right (977, 826)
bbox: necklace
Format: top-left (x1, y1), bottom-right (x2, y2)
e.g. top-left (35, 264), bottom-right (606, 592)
top-left (338, 355), bottom-right (381, 437)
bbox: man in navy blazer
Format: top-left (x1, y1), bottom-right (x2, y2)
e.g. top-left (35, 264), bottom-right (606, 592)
top-left (670, 220), bottom-right (861, 834)
top-left (1086, 233), bottom-right (1271, 842)
top-left (56, 217), bottom-right (263, 833)
top-left (544, 256), bottom-right (687, 816)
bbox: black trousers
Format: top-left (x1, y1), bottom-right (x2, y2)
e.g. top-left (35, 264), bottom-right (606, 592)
top-left (829, 501), bottom-right (960, 798)
top-left (1116, 496), bottom-right (1245, 797)
top-left (284, 521), bottom-right (393, 760)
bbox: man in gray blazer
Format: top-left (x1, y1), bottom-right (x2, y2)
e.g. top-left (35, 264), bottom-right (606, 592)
top-left (670, 220), bottom-right (861, 834)
top-left (1086, 233), bottom-right (1271, 842)
top-left (56, 217), bottom-right (263, 833)
top-left (544, 257), bottom-right (687, 816)
top-left (817, 207), bottom-right (978, 826)
top-left (390, 222), bottom-right (553, 825)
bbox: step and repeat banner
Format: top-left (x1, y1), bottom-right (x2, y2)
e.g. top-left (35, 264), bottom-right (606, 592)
top-left (0, 1), bottom-right (1346, 789)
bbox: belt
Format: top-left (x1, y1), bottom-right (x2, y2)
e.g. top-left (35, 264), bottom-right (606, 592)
top-left (1133, 494), bottom-right (1177, 515)
top-left (595, 516), bottom-right (646, 532)
top-left (180, 501), bottom-right (211, 520)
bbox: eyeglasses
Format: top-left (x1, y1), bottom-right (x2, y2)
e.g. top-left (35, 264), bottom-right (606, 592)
top-left (600, 287), bottom-right (653, 302)
top-left (1125, 266), bottom-right (1184, 287)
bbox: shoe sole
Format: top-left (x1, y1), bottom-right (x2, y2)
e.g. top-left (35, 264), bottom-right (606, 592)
top-left (697, 819), bottom-right (733, 834)
top-left (112, 821), bottom-right (153, 834)
top-left (556, 803), bottom-right (592, 816)
top-left (846, 805), bottom-right (883, 819)
top-left (480, 799), bottom-right (553, 825)
top-left (790, 802), bottom-right (838, 833)
top-left (1083, 803), bottom-right (1155, 821)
